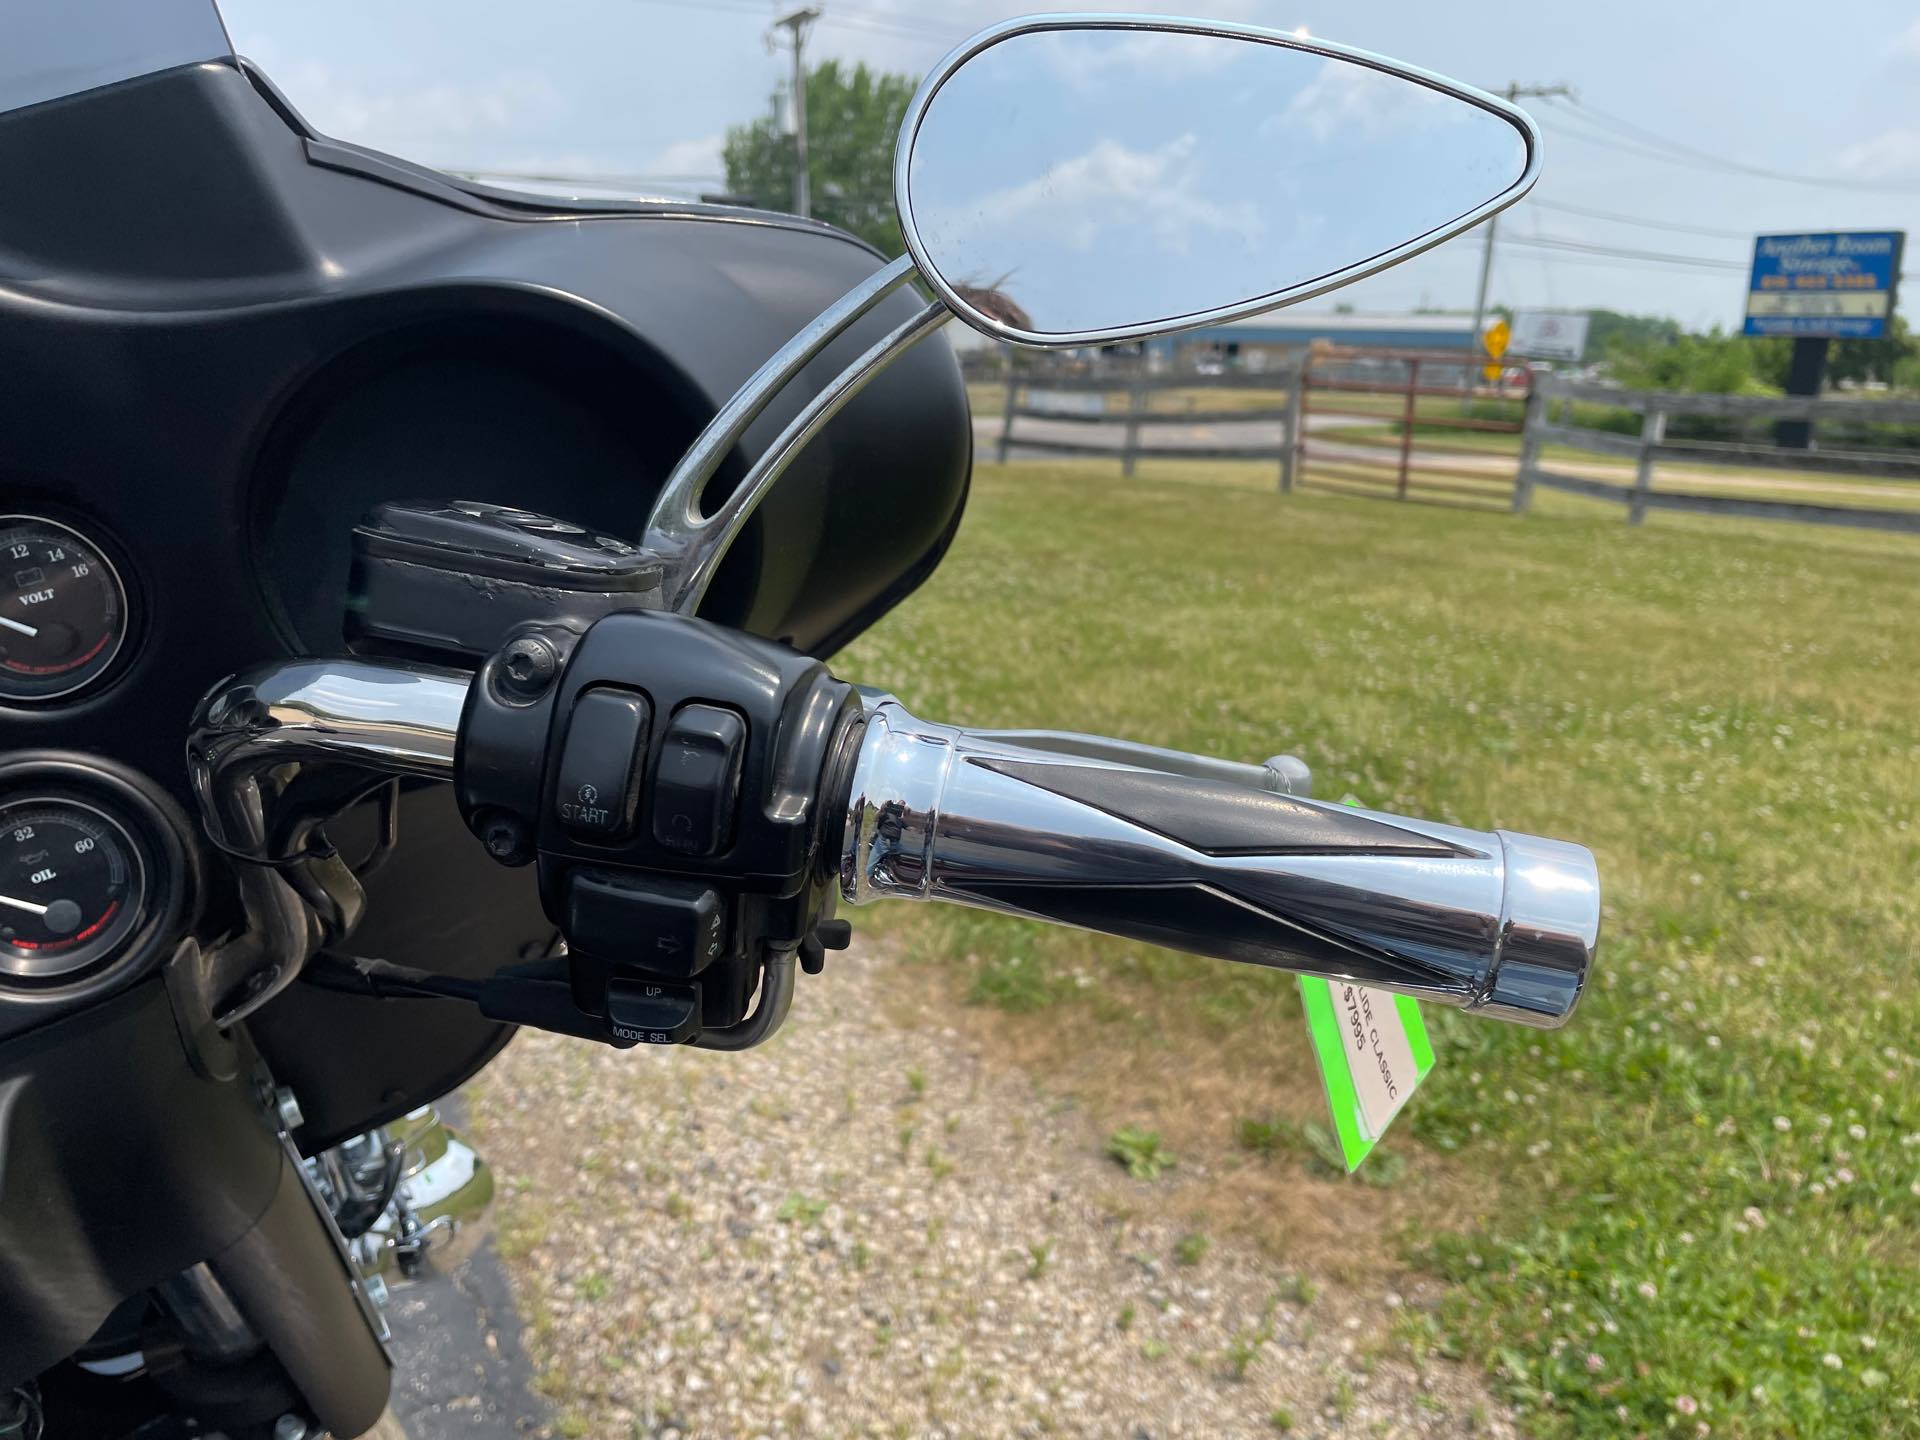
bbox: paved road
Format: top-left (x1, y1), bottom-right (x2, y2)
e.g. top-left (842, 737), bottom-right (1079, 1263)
top-left (383, 1095), bottom-right (548, 1440)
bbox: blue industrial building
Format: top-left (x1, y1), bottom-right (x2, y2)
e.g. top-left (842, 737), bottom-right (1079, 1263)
top-left (1142, 311), bottom-right (1477, 366)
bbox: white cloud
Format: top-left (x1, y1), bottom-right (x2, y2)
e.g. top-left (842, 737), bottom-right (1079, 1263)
top-left (235, 39), bottom-right (568, 167)
top-left (1836, 126), bottom-right (1920, 179)
top-left (1034, 28), bottom-right (1248, 94)
top-left (647, 131), bottom-right (725, 179)
top-left (963, 133), bottom-right (1264, 257)
top-left (1896, 19), bottom-right (1920, 61)
top-left (1266, 59), bottom-right (1454, 146)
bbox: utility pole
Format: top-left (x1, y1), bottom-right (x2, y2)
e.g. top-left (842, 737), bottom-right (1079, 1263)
top-left (770, 7), bottom-right (822, 219)
top-left (1469, 82), bottom-right (1572, 353)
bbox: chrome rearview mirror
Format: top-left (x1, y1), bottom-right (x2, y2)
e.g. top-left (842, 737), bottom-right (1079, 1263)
top-left (896, 17), bottom-right (1538, 347)
top-left (644, 14), bottom-right (1538, 610)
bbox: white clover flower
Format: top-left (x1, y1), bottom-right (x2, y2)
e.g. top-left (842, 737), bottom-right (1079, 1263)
top-left (1773, 1116), bottom-right (1793, 1132)
top-left (1637, 1281), bottom-right (1658, 1300)
top-left (1849, 1123), bottom-right (1867, 1141)
top-left (1823, 1353), bottom-right (1843, 1370)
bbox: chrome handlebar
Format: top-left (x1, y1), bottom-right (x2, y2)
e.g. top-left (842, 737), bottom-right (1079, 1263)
top-left (187, 660), bottom-right (1598, 1030)
top-left (188, 659), bottom-right (468, 865)
top-left (837, 697), bottom-right (1598, 1028)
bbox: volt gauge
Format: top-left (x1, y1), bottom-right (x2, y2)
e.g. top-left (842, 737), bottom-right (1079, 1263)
top-left (0, 516), bottom-right (131, 702)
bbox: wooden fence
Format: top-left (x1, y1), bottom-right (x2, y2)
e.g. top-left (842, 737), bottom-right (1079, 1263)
top-left (1516, 377), bottom-right (1920, 534)
top-left (981, 352), bottom-right (1920, 538)
top-left (990, 367), bottom-right (1301, 485)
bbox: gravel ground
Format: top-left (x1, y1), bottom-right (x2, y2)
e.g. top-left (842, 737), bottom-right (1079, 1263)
top-left (469, 944), bottom-right (1514, 1440)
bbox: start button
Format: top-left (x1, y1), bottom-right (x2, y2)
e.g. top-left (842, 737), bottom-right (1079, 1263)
top-left (554, 686), bottom-right (651, 839)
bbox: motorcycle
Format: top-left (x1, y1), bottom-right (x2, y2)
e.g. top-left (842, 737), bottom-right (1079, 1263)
top-left (0, 5), bottom-right (1597, 1436)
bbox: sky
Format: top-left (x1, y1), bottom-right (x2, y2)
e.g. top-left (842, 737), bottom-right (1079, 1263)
top-left (215, 0), bottom-right (1920, 330)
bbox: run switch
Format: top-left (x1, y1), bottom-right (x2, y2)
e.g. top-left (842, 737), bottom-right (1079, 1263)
top-left (554, 687), bottom-right (650, 839)
top-left (652, 704), bottom-right (746, 856)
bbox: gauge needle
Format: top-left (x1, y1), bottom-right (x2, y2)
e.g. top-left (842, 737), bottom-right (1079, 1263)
top-left (0, 893), bottom-right (49, 917)
top-left (0, 616), bottom-right (38, 638)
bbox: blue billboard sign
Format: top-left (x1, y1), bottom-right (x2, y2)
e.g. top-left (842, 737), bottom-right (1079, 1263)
top-left (1743, 231), bottom-right (1904, 340)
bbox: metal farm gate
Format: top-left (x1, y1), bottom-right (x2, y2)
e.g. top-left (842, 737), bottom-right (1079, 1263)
top-left (1294, 345), bottom-right (1528, 509)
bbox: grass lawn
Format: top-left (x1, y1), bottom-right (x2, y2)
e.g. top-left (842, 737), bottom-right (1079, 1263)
top-left (838, 460), bottom-right (1920, 1439)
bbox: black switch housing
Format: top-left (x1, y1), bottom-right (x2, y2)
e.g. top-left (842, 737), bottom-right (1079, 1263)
top-left (652, 703), bottom-right (747, 856)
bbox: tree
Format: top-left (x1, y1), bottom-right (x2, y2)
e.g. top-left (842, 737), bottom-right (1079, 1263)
top-left (1585, 308), bottom-right (1681, 359)
top-left (1604, 327), bottom-right (1773, 395)
top-left (722, 60), bottom-right (916, 257)
top-left (1827, 314), bottom-right (1916, 387)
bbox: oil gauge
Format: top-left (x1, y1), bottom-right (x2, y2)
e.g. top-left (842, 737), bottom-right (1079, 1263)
top-left (0, 797), bottom-right (146, 980)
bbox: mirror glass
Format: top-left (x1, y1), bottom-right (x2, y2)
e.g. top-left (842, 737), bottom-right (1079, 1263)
top-left (901, 26), bottom-right (1531, 343)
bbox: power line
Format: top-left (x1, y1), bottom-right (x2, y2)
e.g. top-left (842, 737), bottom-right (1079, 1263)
top-left (818, 2), bottom-right (956, 41)
top-left (631, 0), bottom-right (779, 18)
top-left (1541, 96), bottom-right (1920, 195)
top-left (1521, 196), bottom-right (1750, 240)
top-left (1504, 234), bottom-right (1747, 272)
top-left (629, 0), bottom-right (951, 47)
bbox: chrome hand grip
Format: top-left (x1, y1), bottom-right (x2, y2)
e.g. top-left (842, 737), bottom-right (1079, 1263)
top-left (838, 698), bottom-right (1599, 1028)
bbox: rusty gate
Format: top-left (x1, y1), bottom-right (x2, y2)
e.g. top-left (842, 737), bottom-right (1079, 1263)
top-left (1294, 345), bottom-right (1530, 508)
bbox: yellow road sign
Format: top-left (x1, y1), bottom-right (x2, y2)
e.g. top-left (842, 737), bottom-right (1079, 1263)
top-left (1482, 362), bottom-right (1503, 383)
top-left (1483, 318), bottom-right (1511, 358)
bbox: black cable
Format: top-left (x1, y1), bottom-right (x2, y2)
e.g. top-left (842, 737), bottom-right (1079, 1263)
top-left (305, 951), bottom-right (483, 1003)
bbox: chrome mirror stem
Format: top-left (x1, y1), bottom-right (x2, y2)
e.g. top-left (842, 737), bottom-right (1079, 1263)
top-left (642, 252), bottom-right (926, 613)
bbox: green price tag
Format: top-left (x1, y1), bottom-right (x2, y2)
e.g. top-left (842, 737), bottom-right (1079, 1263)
top-left (1299, 977), bottom-right (1435, 1172)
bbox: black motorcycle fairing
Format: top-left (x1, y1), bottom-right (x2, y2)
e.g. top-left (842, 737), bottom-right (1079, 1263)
top-left (0, 55), bottom-right (970, 1144)
top-left (0, 981), bottom-right (282, 1388)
